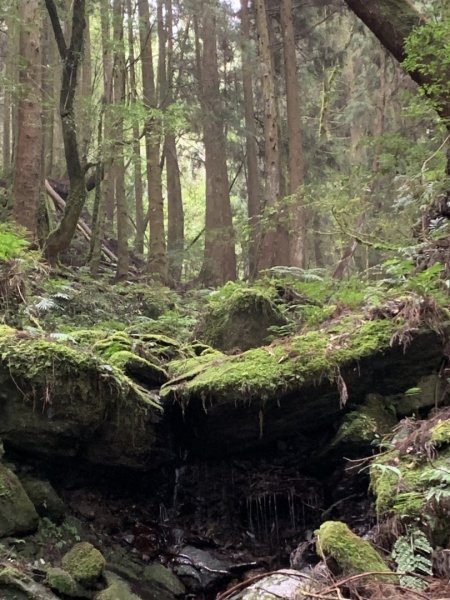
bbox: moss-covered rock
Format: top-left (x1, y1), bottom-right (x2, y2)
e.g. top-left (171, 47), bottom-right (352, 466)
top-left (46, 567), bottom-right (88, 598)
top-left (316, 521), bottom-right (392, 581)
top-left (389, 373), bottom-right (448, 417)
top-left (0, 463), bottom-right (39, 537)
top-left (0, 326), bottom-right (166, 470)
top-left (0, 565), bottom-right (60, 599)
top-left (19, 476), bottom-right (66, 524)
top-left (96, 572), bottom-right (142, 600)
top-left (195, 286), bottom-right (287, 351)
top-left (62, 542), bottom-right (106, 588)
top-left (142, 563), bottom-right (185, 597)
top-left (328, 394), bottom-right (397, 454)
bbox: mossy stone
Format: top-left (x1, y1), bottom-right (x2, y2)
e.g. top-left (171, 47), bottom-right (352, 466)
top-left (316, 521), bottom-right (393, 581)
top-left (195, 287), bottom-right (287, 351)
top-left (0, 463), bottom-right (39, 537)
top-left (46, 567), bottom-right (88, 598)
top-left (142, 563), bottom-right (185, 596)
top-left (0, 566), bottom-right (60, 599)
top-left (62, 542), bottom-right (106, 588)
top-left (96, 572), bottom-right (143, 600)
top-left (19, 476), bottom-right (66, 524)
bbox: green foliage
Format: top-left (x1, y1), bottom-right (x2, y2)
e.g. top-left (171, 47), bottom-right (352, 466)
top-left (0, 224), bottom-right (29, 260)
top-left (392, 527), bottom-right (433, 590)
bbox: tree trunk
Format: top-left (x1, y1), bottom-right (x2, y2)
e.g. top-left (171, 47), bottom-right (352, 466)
top-left (113, 0), bottom-right (129, 281)
top-left (126, 0), bottom-right (145, 256)
top-left (138, 0), bottom-right (167, 281)
top-left (165, 0), bottom-right (184, 284)
top-left (240, 0), bottom-right (260, 279)
top-left (281, 0), bottom-right (306, 268)
top-left (12, 0), bottom-right (43, 238)
top-left (44, 0), bottom-right (86, 261)
top-left (254, 0), bottom-right (289, 271)
top-left (198, 0), bottom-right (236, 286)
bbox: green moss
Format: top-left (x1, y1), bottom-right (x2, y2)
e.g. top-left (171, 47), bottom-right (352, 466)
top-left (46, 567), bottom-right (85, 597)
top-left (430, 419), bottom-right (450, 446)
top-left (19, 476), bottom-right (66, 524)
top-left (316, 521), bottom-right (393, 581)
top-left (93, 332), bottom-right (132, 358)
top-left (62, 542), bottom-right (106, 588)
top-left (163, 317), bottom-right (397, 405)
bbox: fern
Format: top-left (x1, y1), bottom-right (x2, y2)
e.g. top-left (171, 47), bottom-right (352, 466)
top-left (421, 466), bottom-right (450, 503)
top-left (392, 527), bottom-right (433, 590)
top-left (0, 224), bottom-right (29, 261)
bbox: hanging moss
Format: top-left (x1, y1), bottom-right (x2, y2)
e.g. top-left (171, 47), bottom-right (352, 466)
top-left (108, 351), bottom-right (168, 386)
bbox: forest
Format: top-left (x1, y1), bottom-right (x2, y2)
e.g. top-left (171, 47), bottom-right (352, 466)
top-left (0, 0), bottom-right (450, 599)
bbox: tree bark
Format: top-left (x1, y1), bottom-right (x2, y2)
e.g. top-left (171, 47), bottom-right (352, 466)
top-left (44, 0), bottom-right (86, 261)
top-left (240, 0), bottom-right (260, 279)
top-left (138, 0), bottom-right (168, 282)
top-left (113, 0), bottom-right (129, 281)
top-left (165, 0), bottom-right (184, 284)
top-left (198, 0), bottom-right (236, 286)
top-left (126, 0), bottom-right (145, 257)
top-left (254, 0), bottom-right (289, 271)
top-left (281, 0), bottom-right (306, 269)
top-left (12, 0), bottom-right (43, 238)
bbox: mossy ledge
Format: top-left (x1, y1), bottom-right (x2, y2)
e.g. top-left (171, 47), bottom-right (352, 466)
top-left (0, 325), bottom-right (166, 470)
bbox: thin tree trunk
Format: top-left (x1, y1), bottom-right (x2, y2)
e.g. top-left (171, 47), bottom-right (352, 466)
top-left (198, 0), bottom-right (236, 286)
top-left (80, 13), bottom-right (92, 160)
top-left (113, 0), bottom-right (129, 280)
top-left (254, 0), bottom-right (289, 270)
top-left (126, 0), bottom-right (145, 256)
top-left (165, 0), bottom-right (184, 284)
top-left (281, 0), bottom-right (306, 268)
top-left (240, 0), bottom-right (260, 279)
top-left (12, 0), bottom-right (43, 238)
top-left (138, 0), bottom-right (167, 281)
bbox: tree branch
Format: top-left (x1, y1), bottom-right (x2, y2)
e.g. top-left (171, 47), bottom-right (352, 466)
top-left (44, 0), bottom-right (67, 59)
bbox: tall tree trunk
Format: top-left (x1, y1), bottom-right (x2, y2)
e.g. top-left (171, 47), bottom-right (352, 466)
top-left (240, 0), bottom-right (260, 279)
top-left (281, 0), bottom-right (306, 268)
top-left (165, 0), bottom-right (184, 284)
top-left (138, 0), bottom-right (167, 281)
top-left (44, 0), bottom-right (86, 261)
top-left (126, 0), bottom-right (145, 256)
top-left (12, 0), bottom-right (43, 238)
top-left (113, 0), bottom-right (129, 280)
top-left (41, 13), bottom-right (56, 176)
top-left (198, 0), bottom-right (236, 286)
top-left (254, 0), bottom-right (289, 271)
top-left (2, 12), bottom-right (15, 172)
top-left (80, 13), bottom-right (92, 161)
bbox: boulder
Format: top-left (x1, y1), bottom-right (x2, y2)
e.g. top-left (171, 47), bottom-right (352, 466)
top-left (195, 287), bottom-right (287, 352)
top-left (0, 566), bottom-right (60, 600)
top-left (62, 542), bottom-right (106, 588)
top-left (0, 326), bottom-right (168, 470)
top-left (19, 476), bottom-right (66, 524)
top-left (96, 571), bottom-right (143, 600)
top-left (46, 567), bottom-right (89, 598)
top-left (0, 463), bottom-right (39, 537)
top-left (237, 569), bottom-right (321, 600)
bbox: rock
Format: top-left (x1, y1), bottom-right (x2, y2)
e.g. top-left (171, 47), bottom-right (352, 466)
top-left (0, 326), bottom-right (168, 470)
top-left (389, 373), bottom-right (448, 417)
top-left (62, 542), bottom-right (106, 588)
top-left (195, 287), bottom-right (287, 352)
top-left (46, 567), bottom-right (89, 598)
top-left (0, 565), bottom-right (61, 599)
top-left (316, 521), bottom-right (393, 581)
top-left (236, 569), bottom-right (320, 600)
top-left (0, 463), bottom-right (39, 537)
top-left (19, 476), bottom-right (66, 524)
top-left (327, 394), bottom-right (397, 455)
top-left (171, 545), bottom-right (233, 591)
top-left (96, 571), bottom-right (143, 600)
top-left (142, 563), bottom-right (185, 597)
